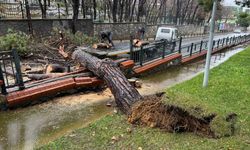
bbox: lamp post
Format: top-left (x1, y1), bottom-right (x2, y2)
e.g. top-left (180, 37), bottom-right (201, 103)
top-left (203, 0), bottom-right (217, 87)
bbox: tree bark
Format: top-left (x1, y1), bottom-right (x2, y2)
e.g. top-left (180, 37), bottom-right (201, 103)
top-left (72, 0), bottom-right (80, 34)
top-left (71, 50), bottom-right (142, 114)
top-left (93, 0), bottom-right (97, 20)
top-left (130, 0), bottom-right (136, 22)
top-left (24, 0), bottom-right (33, 35)
top-left (112, 0), bottom-right (118, 22)
top-left (38, 0), bottom-right (47, 18)
top-left (65, 0), bottom-right (69, 16)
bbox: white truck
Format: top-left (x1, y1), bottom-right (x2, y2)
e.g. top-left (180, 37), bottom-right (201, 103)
top-left (155, 27), bottom-right (179, 41)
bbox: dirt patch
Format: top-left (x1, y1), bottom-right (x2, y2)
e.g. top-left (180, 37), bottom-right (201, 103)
top-left (128, 94), bottom-right (216, 138)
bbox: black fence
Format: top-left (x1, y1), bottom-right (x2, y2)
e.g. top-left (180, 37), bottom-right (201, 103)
top-left (129, 34), bottom-right (250, 66)
top-left (181, 34), bottom-right (250, 58)
top-left (0, 49), bottom-right (24, 95)
top-left (0, 2), bottom-right (70, 19)
top-left (0, 2), bottom-right (24, 19)
top-left (130, 37), bottom-right (179, 66)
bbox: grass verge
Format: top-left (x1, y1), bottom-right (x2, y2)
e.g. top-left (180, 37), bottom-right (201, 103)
top-left (38, 47), bottom-right (250, 150)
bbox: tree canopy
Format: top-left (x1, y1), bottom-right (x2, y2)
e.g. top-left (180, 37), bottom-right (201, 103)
top-left (237, 12), bottom-right (250, 27)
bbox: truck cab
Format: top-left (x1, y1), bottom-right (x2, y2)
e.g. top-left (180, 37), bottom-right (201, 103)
top-left (155, 27), bottom-right (178, 41)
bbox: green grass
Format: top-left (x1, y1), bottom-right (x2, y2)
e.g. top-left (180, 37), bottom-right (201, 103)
top-left (39, 47), bottom-right (250, 150)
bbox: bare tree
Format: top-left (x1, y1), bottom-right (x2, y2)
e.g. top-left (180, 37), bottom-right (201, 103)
top-left (38, 0), bottom-right (47, 18)
top-left (72, 0), bottom-right (80, 33)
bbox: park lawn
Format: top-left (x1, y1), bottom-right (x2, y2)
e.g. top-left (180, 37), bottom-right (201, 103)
top-left (38, 47), bottom-right (250, 150)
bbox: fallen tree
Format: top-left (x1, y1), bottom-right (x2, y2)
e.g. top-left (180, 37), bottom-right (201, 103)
top-left (71, 49), bottom-right (142, 114)
top-left (59, 48), bottom-right (218, 137)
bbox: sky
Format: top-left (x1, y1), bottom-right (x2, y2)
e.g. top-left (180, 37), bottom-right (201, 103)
top-left (222, 0), bottom-right (239, 7)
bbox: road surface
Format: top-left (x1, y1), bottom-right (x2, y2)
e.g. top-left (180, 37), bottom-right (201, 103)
top-left (107, 32), bottom-right (249, 57)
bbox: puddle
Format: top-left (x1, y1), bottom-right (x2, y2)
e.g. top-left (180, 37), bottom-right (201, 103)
top-left (0, 91), bottom-right (113, 150)
top-left (140, 46), bottom-right (246, 94)
top-left (0, 44), bottom-right (247, 150)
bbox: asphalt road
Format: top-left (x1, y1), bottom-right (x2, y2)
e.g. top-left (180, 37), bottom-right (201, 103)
top-left (106, 32), bottom-right (249, 56)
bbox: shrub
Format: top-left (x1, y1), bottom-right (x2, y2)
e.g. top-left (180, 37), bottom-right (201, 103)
top-left (51, 28), bottom-right (98, 46)
top-left (0, 29), bottom-right (32, 56)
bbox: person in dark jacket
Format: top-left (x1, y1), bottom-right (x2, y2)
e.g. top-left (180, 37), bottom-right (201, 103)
top-left (100, 31), bottom-right (114, 47)
top-left (137, 27), bottom-right (145, 40)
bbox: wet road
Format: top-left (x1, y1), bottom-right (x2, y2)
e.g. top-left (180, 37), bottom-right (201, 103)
top-left (0, 45), bottom-right (247, 150)
top-left (109, 32), bottom-right (249, 56)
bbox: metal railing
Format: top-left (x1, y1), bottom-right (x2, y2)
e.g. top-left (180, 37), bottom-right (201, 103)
top-left (0, 2), bottom-right (25, 19)
top-left (0, 49), bottom-right (24, 95)
top-left (129, 34), bottom-right (250, 66)
top-left (181, 34), bottom-right (250, 58)
top-left (130, 37), bottom-right (179, 66)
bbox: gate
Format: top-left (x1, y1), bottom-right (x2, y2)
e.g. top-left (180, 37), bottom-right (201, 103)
top-left (0, 49), bottom-right (24, 95)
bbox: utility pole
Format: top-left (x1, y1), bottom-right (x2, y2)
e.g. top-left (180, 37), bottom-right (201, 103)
top-left (203, 0), bottom-right (217, 87)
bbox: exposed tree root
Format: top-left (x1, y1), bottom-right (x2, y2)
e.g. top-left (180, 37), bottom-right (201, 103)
top-left (128, 94), bottom-right (216, 138)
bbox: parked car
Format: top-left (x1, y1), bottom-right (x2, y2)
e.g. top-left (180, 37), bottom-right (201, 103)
top-left (155, 27), bottom-right (179, 41)
top-left (233, 29), bottom-right (241, 33)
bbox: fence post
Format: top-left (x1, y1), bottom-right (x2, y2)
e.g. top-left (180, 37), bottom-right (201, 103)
top-left (213, 40), bottom-right (215, 50)
top-left (162, 40), bottom-right (166, 59)
top-left (190, 43), bottom-right (194, 56)
top-left (57, 3), bottom-right (61, 19)
top-left (20, 2), bottom-right (24, 19)
top-left (178, 37), bottom-right (182, 54)
top-left (0, 64), bottom-right (7, 95)
top-left (130, 35), bottom-right (134, 60)
top-left (200, 40), bottom-right (203, 53)
top-left (217, 39), bottom-right (220, 48)
top-left (12, 49), bottom-right (24, 90)
top-left (139, 46), bottom-right (143, 66)
top-left (222, 38), bottom-right (224, 47)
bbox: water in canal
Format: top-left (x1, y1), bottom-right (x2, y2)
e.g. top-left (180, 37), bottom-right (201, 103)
top-left (0, 46), bottom-right (246, 150)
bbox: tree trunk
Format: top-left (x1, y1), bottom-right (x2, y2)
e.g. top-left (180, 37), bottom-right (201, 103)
top-left (130, 0), bottom-right (136, 22)
top-left (137, 0), bottom-right (146, 22)
top-left (71, 50), bottom-right (142, 114)
top-left (65, 0), bottom-right (69, 16)
top-left (112, 0), bottom-right (118, 22)
top-left (72, 0), bottom-right (80, 34)
top-left (191, 5), bottom-right (199, 23)
top-left (38, 0), bottom-right (47, 18)
top-left (24, 0), bottom-right (33, 35)
top-left (93, 0), bottom-right (97, 20)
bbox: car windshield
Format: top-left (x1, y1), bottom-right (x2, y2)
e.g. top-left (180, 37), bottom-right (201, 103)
top-left (161, 29), bottom-right (170, 33)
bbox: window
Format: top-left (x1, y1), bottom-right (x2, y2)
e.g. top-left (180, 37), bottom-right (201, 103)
top-left (161, 29), bottom-right (170, 33)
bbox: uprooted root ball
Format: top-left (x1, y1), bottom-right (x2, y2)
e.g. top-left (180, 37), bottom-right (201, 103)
top-left (128, 95), bottom-right (216, 137)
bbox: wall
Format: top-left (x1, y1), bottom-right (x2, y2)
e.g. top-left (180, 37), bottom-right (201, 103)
top-left (0, 19), bottom-right (209, 40)
top-left (0, 19), bottom-right (93, 37)
top-left (94, 23), bottom-right (206, 40)
top-left (94, 22), bottom-right (146, 40)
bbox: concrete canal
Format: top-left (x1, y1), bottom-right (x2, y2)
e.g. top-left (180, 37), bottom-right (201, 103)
top-left (0, 45), bottom-right (247, 150)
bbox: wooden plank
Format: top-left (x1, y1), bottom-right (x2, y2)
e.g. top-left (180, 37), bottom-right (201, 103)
top-left (120, 60), bottom-right (135, 69)
top-left (134, 54), bottom-right (181, 74)
top-left (0, 80), bottom-right (3, 86)
top-left (182, 50), bottom-right (207, 64)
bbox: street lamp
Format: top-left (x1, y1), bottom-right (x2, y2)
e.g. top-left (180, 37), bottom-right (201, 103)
top-left (203, 0), bottom-right (217, 87)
